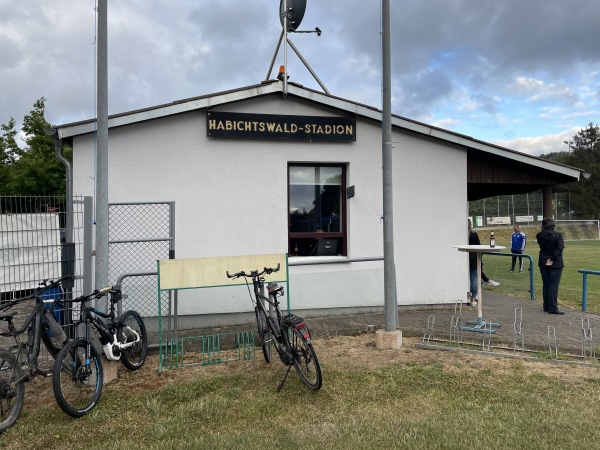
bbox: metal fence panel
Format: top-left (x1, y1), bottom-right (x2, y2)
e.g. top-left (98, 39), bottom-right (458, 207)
top-left (109, 202), bottom-right (174, 344)
top-left (1, 195), bottom-right (86, 300)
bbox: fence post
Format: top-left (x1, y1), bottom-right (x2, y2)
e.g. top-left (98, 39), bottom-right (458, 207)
top-left (582, 272), bottom-right (588, 312)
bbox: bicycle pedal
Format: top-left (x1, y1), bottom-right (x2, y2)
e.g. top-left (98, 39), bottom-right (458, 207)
top-left (35, 368), bottom-right (52, 377)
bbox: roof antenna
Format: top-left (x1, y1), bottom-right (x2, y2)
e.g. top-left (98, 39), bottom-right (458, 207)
top-left (265, 0), bottom-right (329, 97)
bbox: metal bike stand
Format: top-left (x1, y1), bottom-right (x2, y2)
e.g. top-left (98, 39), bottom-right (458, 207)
top-left (422, 314), bottom-right (435, 344)
top-left (513, 308), bottom-right (524, 355)
top-left (482, 320), bottom-right (494, 351)
top-left (548, 326), bottom-right (558, 359)
top-left (449, 302), bottom-right (463, 347)
top-left (581, 317), bottom-right (595, 361)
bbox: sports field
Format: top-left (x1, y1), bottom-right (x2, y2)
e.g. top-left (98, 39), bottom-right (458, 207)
top-left (480, 236), bottom-right (600, 314)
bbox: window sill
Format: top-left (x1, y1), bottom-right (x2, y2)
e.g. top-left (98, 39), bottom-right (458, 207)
top-left (288, 255), bottom-right (347, 265)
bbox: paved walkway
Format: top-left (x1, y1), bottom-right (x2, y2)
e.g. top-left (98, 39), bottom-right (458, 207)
top-left (305, 291), bottom-right (598, 356)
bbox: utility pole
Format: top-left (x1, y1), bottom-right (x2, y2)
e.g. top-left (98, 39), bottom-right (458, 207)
top-left (376, 0), bottom-right (402, 349)
top-left (382, 0), bottom-right (397, 332)
top-left (95, 0), bottom-right (109, 304)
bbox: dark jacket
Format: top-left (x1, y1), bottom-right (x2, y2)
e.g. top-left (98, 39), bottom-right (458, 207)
top-left (536, 229), bottom-right (565, 269)
top-left (468, 230), bottom-right (480, 269)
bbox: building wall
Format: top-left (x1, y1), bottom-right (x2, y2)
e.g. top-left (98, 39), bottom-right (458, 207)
top-left (72, 94), bottom-right (467, 319)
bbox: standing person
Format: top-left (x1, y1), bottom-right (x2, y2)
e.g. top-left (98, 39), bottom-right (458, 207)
top-left (467, 220), bottom-right (500, 305)
top-left (510, 224), bottom-right (527, 272)
top-left (536, 217), bottom-right (565, 314)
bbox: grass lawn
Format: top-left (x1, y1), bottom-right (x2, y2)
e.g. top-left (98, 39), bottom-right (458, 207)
top-left (480, 237), bottom-right (600, 314)
top-left (3, 335), bottom-right (600, 450)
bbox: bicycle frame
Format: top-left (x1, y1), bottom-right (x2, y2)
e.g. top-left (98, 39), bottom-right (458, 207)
top-left (251, 277), bottom-right (283, 339)
top-left (72, 288), bottom-right (141, 361)
top-left (226, 264), bottom-right (321, 392)
top-left (0, 282), bottom-right (69, 382)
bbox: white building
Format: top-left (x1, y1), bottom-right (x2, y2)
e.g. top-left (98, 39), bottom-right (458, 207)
top-left (55, 81), bottom-right (583, 324)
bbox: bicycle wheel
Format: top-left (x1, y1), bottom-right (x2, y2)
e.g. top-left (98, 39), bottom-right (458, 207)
top-left (289, 327), bottom-right (322, 391)
top-left (52, 338), bottom-right (103, 417)
top-left (0, 349), bottom-right (25, 434)
top-left (117, 310), bottom-right (147, 371)
top-left (255, 307), bottom-right (272, 363)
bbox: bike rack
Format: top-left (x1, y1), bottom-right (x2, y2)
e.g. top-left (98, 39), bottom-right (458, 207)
top-left (581, 317), bottom-right (595, 361)
top-left (422, 314), bottom-right (435, 344)
top-left (179, 331), bottom-right (256, 367)
top-left (156, 253), bottom-right (288, 373)
top-left (513, 308), bottom-right (524, 355)
top-left (548, 326), bottom-right (558, 359)
top-left (449, 301), bottom-right (463, 347)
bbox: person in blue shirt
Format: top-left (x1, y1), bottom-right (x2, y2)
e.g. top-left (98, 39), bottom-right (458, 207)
top-left (510, 224), bottom-right (527, 272)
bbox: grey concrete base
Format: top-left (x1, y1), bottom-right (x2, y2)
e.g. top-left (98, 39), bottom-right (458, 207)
top-left (103, 358), bottom-right (118, 384)
top-left (375, 329), bottom-right (403, 349)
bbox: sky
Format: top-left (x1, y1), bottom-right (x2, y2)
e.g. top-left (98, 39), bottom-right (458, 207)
top-left (1, 0), bottom-right (599, 157)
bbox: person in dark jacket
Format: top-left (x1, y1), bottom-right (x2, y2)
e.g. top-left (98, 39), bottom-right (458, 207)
top-left (467, 220), bottom-right (499, 305)
top-left (536, 217), bottom-right (565, 314)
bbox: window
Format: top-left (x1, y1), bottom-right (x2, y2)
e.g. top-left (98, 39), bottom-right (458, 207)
top-left (288, 164), bottom-right (346, 256)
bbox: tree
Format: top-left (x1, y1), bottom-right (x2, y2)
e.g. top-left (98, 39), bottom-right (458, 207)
top-left (543, 123), bottom-right (600, 220)
top-left (0, 118), bottom-right (23, 194)
top-left (0, 98), bottom-right (67, 196)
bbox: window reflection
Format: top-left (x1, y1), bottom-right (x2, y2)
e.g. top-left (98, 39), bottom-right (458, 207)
top-left (289, 165), bottom-right (345, 256)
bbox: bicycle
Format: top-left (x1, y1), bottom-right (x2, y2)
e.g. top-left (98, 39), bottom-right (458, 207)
top-left (226, 264), bottom-right (322, 392)
top-left (0, 276), bottom-right (72, 433)
top-left (52, 284), bottom-right (148, 417)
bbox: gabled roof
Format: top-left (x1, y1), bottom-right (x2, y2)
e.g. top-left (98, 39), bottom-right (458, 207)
top-left (56, 80), bottom-right (585, 198)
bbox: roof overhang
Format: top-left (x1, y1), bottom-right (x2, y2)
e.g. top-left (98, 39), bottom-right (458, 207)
top-left (55, 80), bottom-right (585, 195)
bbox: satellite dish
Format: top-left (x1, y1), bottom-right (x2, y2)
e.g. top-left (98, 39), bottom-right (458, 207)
top-left (279, 0), bottom-right (307, 32)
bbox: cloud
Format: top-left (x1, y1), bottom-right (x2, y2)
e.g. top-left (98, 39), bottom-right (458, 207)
top-left (509, 77), bottom-right (579, 105)
top-left (0, 0), bottom-right (599, 158)
top-left (494, 128), bottom-right (580, 156)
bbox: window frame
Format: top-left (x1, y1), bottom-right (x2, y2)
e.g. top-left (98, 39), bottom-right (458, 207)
top-left (288, 163), bottom-right (347, 257)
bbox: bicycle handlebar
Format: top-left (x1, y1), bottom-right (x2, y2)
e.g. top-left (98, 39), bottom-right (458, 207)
top-left (38, 275), bottom-right (73, 290)
top-left (226, 263), bottom-right (280, 279)
top-left (61, 285), bottom-right (117, 304)
top-left (1, 275), bottom-right (74, 309)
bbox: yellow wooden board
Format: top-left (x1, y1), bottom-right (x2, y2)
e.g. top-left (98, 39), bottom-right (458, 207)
top-left (157, 253), bottom-right (287, 290)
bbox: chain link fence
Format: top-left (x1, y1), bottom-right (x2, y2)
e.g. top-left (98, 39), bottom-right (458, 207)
top-left (2, 198), bottom-right (174, 349)
top-left (109, 202), bottom-right (174, 345)
top-left (468, 192), bottom-right (573, 227)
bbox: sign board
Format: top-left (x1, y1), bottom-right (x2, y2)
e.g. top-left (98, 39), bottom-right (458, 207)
top-left (486, 216), bottom-right (511, 225)
top-left (516, 215), bottom-right (534, 223)
top-left (346, 185), bottom-right (355, 199)
top-left (207, 111), bottom-right (356, 142)
top-left (157, 253), bottom-right (287, 290)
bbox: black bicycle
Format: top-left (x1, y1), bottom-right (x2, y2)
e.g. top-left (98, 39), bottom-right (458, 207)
top-left (226, 264), bottom-right (322, 392)
top-left (52, 285), bottom-right (147, 417)
top-left (0, 276), bottom-right (72, 433)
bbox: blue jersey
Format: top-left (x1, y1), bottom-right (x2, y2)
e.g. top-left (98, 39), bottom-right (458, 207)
top-left (511, 231), bottom-right (526, 252)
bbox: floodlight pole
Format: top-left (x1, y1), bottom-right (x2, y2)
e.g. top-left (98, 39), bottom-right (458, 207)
top-left (95, 0), bottom-right (109, 307)
top-left (381, 0), bottom-right (397, 332)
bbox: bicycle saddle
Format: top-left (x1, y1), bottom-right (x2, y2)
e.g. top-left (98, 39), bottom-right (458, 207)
top-left (0, 312), bottom-right (17, 322)
top-left (267, 284), bottom-right (284, 295)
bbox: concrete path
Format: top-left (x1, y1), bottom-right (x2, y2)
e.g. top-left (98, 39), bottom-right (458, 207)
top-left (306, 291), bottom-right (598, 356)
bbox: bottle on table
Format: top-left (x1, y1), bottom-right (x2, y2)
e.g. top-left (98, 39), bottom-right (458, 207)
top-left (489, 231), bottom-right (495, 248)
